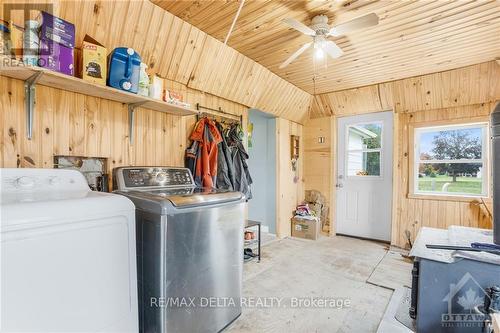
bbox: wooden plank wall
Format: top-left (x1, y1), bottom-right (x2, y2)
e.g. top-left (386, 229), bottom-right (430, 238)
top-left (0, 75), bottom-right (246, 173)
top-left (0, 74), bottom-right (306, 235)
top-left (0, 1), bottom-right (307, 231)
top-left (1, 0), bottom-right (311, 123)
top-left (393, 103), bottom-right (494, 248)
top-left (305, 62), bottom-right (500, 248)
top-left (0, 76), bottom-right (304, 237)
top-left (311, 61), bottom-right (500, 117)
top-left (276, 118), bottom-right (304, 238)
top-left (303, 117), bottom-right (334, 234)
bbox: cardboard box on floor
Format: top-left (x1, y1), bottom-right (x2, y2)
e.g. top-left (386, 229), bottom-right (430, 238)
top-left (291, 216), bottom-right (319, 240)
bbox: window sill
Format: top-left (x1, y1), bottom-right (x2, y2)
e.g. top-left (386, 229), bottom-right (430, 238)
top-left (407, 193), bottom-right (491, 203)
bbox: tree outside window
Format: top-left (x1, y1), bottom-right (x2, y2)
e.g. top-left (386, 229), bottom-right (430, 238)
top-left (414, 123), bottom-right (488, 197)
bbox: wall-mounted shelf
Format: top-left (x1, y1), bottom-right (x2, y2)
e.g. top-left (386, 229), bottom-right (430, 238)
top-left (0, 57), bottom-right (197, 144)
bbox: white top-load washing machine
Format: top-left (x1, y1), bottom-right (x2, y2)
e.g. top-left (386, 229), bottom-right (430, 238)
top-left (0, 168), bottom-right (138, 332)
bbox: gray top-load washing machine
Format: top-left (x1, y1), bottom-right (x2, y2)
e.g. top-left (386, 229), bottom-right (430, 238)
top-left (113, 167), bottom-right (246, 333)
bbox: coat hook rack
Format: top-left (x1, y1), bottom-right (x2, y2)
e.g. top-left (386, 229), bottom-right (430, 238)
top-left (196, 103), bottom-right (243, 123)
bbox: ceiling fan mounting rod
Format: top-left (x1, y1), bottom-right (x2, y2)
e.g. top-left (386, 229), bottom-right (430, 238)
top-left (224, 0), bottom-right (245, 45)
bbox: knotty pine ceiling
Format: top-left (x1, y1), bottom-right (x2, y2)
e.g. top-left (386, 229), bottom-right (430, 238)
top-left (152, 0), bottom-right (500, 95)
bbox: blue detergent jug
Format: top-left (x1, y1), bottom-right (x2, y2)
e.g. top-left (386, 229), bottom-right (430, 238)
top-left (107, 47), bottom-right (141, 93)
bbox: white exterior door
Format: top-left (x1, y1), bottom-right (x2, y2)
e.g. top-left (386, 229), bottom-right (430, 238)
top-left (336, 111), bottom-right (393, 241)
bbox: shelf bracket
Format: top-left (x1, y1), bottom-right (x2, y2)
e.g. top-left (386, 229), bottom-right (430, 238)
top-left (128, 102), bottom-right (147, 145)
top-left (24, 71), bottom-right (44, 140)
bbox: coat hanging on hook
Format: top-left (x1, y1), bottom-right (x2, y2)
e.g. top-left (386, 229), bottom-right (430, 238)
top-left (186, 117), bottom-right (222, 188)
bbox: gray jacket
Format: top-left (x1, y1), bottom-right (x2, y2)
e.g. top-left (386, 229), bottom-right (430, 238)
top-left (215, 123), bottom-right (235, 191)
top-left (226, 125), bottom-right (252, 199)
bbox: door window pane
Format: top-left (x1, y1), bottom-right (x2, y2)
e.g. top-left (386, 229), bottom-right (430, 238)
top-left (347, 122), bottom-right (383, 177)
top-left (348, 151), bottom-right (381, 176)
top-left (348, 123), bottom-right (382, 150)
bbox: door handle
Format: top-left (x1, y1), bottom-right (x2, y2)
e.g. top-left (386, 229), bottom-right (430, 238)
top-left (336, 183), bottom-right (344, 188)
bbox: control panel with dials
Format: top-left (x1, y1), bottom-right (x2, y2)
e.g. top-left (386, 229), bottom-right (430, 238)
top-left (1, 169), bottom-right (89, 193)
top-left (114, 167), bottom-right (195, 190)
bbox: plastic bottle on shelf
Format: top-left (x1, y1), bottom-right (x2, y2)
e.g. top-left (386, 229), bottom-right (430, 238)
top-left (23, 20), bottom-right (39, 66)
top-left (138, 62), bottom-right (150, 97)
top-left (149, 74), bottom-right (163, 100)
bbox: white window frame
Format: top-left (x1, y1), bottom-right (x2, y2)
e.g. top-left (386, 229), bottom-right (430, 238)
top-left (346, 121), bottom-right (384, 179)
top-left (413, 122), bottom-right (489, 198)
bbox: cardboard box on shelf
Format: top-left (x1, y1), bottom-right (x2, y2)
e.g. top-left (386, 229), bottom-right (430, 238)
top-left (164, 89), bottom-right (191, 108)
top-left (37, 11), bottom-right (75, 75)
top-left (291, 216), bottom-right (320, 240)
top-left (37, 11), bottom-right (75, 48)
top-left (164, 89), bottom-right (183, 103)
top-left (39, 38), bottom-right (74, 75)
top-left (80, 35), bottom-right (107, 85)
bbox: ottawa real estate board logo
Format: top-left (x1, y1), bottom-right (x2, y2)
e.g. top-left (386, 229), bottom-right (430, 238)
top-left (441, 272), bottom-right (490, 328)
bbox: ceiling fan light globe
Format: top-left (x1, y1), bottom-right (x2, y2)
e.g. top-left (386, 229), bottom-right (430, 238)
top-left (315, 47), bottom-right (325, 60)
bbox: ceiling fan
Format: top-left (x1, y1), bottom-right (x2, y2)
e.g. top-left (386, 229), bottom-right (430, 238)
top-left (279, 13), bottom-right (379, 69)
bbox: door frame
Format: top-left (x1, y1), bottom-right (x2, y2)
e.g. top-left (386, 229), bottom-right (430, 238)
top-left (331, 110), bottom-right (395, 241)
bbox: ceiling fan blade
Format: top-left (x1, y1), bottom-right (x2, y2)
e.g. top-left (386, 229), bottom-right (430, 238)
top-left (279, 42), bottom-right (312, 69)
top-left (282, 18), bottom-right (316, 36)
top-left (329, 13), bottom-right (379, 37)
top-left (323, 41), bottom-right (343, 59)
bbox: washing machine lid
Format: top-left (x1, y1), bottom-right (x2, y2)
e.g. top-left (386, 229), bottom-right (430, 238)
top-left (147, 188), bottom-right (243, 207)
top-left (1, 191), bottom-right (135, 230)
top-left (0, 168), bottom-right (135, 230)
top-left (1, 168), bottom-right (90, 194)
top-left (119, 187), bottom-right (243, 208)
top-left (112, 166), bottom-right (244, 208)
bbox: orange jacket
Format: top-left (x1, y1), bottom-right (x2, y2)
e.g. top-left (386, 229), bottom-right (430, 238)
top-left (189, 118), bottom-right (222, 188)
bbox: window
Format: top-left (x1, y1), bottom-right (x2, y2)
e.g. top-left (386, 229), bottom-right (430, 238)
top-left (413, 122), bottom-right (489, 197)
top-left (347, 122), bottom-right (383, 176)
